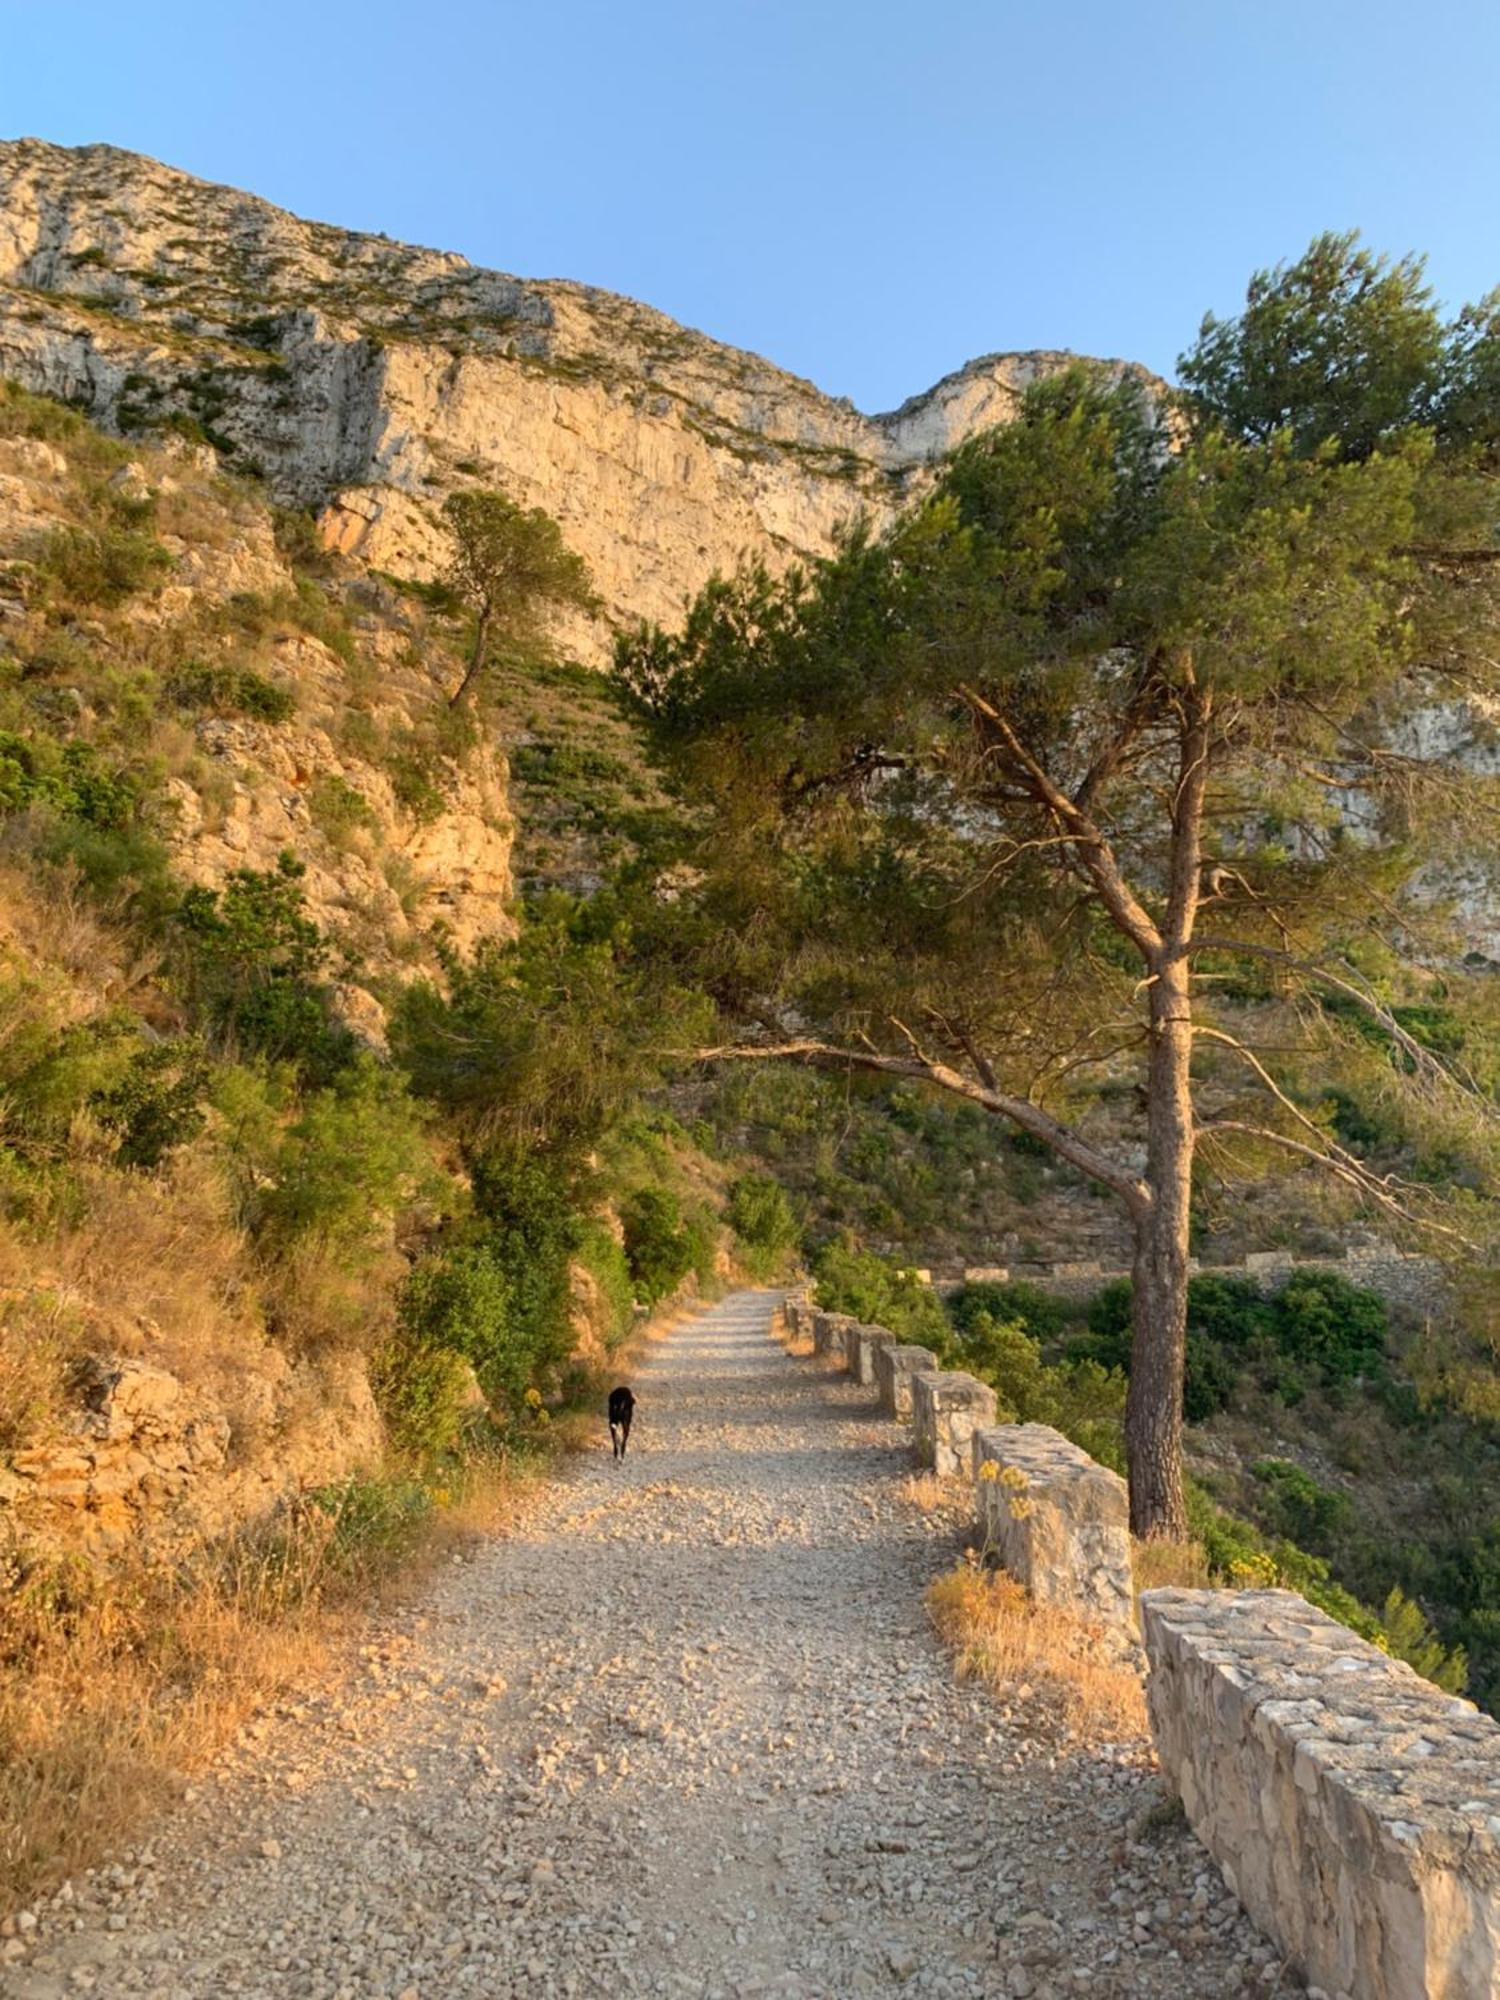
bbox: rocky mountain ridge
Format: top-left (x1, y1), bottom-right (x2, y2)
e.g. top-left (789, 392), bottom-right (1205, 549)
top-left (0, 138), bottom-right (1141, 652)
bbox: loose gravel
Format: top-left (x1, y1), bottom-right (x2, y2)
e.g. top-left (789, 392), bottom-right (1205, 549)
top-left (2, 1291), bottom-right (1302, 1999)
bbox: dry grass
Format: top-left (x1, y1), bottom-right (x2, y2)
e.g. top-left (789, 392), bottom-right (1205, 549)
top-left (1131, 1534), bottom-right (1213, 1595)
top-left (902, 1471), bottom-right (947, 1513)
top-left (927, 1562), bottom-right (1149, 1739)
top-left (0, 1448), bottom-right (537, 1911)
top-left (774, 1308), bottom-right (815, 1358)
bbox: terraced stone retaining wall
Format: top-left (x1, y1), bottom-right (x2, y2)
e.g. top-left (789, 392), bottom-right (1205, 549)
top-left (939, 1246), bottom-right (1443, 1316)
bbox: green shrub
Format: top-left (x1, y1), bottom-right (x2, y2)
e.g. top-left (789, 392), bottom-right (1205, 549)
top-left (620, 1186), bottom-right (696, 1304)
top-left (683, 1205), bottom-right (721, 1293)
top-left (947, 1279), bottom-right (1067, 1343)
top-left (467, 1153), bottom-right (583, 1382)
top-left (173, 853), bottom-right (355, 1082)
top-left (39, 522), bottom-right (169, 607)
top-left (309, 772), bottom-right (378, 846)
top-left (575, 1219), bottom-right (636, 1350)
top-left (1074, 1268), bottom-right (1386, 1416)
top-left (1251, 1457), bottom-right (1354, 1548)
top-left (1274, 1271), bottom-right (1388, 1382)
top-left (371, 1336), bottom-right (479, 1458)
top-left (957, 1309), bottom-right (1127, 1446)
top-left (301, 1475), bottom-right (433, 1578)
top-left (0, 735), bottom-right (147, 832)
top-left (811, 1241), bottom-right (952, 1351)
top-left (386, 746), bottom-right (448, 824)
top-left (397, 1240), bottom-right (517, 1402)
top-left (256, 1057), bottom-right (431, 1263)
top-left (1187, 1480), bottom-right (1467, 1692)
top-left (727, 1172), bottom-right (799, 1278)
top-left (92, 1037), bottom-right (210, 1170)
top-left (727, 1173), bottom-right (799, 1251)
top-left (166, 661), bottom-right (295, 723)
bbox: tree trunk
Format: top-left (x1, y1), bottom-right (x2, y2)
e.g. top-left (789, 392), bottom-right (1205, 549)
top-left (449, 602), bottom-right (492, 707)
top-left (1125, 952), bottom-right (1194, 1539)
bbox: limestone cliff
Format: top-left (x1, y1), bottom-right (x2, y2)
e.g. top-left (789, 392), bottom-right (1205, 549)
top-left (0, 138), bottom-right (1139, 654)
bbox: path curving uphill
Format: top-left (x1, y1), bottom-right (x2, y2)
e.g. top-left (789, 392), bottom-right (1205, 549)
top-left (5, 1293), bottom-right (1287, 1999)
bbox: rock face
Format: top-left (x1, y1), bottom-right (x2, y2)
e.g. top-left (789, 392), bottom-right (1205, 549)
top-left (972, 1422), bottom-right (1136, 1636)
top-left (1142, 1587), bottom-right (1500, 2000)
top-left (1, 1351), bottom-right (382, 1555)
top-left (0, 139), bottom-right (1142, 656)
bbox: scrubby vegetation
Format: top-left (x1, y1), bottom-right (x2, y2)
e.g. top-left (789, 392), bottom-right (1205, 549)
top-left (0, 385), bottom-right (760, 1902)
top-left (4, 217), bottom-right (1500, 1895)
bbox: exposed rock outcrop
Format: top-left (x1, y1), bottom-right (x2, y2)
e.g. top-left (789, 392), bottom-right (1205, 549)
top-left (0, 138), bottom-right (1143, 655)
top-left (1, 1349), bottom-right (382, 1556)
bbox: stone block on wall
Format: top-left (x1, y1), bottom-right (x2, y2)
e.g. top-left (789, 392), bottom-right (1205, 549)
top-left (849, 1324), bottom-right (898, 1388)
top-left (874, 1343), bottom-right (940, 1421)
top-left (911, 1370), bottom-right (998, 1477)
top-left (971, 1423), bottom-right (1134, 1634)
top-left (812, 1310), bottom-right (854, 1362)
top-left (1141, 1587), bottom-right (1500, 2000)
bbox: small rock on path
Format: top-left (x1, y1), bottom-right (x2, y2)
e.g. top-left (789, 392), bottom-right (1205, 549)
top-left (4, 1292), bottom-right (1294, 1999)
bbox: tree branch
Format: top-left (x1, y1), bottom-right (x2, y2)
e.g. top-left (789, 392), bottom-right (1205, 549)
top-left (1188, 937), bottom-right (1491, 1109)
top-left (956, 684), bottom-right (1163, 960)
top-left (1197, 1120), bottom-right (1475, 1248)
top-left (695, 1037), bottom-right (1152, 1215)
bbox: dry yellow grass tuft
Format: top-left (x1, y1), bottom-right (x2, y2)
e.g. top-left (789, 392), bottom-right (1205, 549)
top-left (927, 1562), bottom-right (1148, 1739)
top-left (774, 1310), bottom-right (815, 1358)
top-left (1131, 1534), bottom-right (1213, 1595)
top-left (0, 1452), bottom-right (545, 1910)
top-left (901, 1471), bottom-right (946, 1513)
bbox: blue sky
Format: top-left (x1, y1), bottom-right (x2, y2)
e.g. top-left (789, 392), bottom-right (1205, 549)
top-left (4, 0), bottom-right (1498, 412)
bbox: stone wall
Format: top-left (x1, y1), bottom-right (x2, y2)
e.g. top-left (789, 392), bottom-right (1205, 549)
top-left (782, 1294), bottom-right (1500, 1993)
top-left (874, 1343), bottom-right (940, 1421)
top-left (849, 1324), bottom-right (898, 1389)
top-left (941, 1247), bottom-right (1447, 1316)
top-left (1142, 1587), bottom-right (1500, 2000)
top-left (812, 1310), bottom-right (856, 1363)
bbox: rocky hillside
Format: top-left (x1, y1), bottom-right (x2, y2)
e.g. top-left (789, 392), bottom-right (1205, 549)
top-left (0, 139), bottom-right (1140, 653)
top-left (0, 394), bottom-right (512, 984)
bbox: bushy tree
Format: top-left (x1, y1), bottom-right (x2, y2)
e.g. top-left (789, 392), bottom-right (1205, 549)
top-left (442, 489), bottom-right (596, 707)
top-left (726, 1172), bottom-right (800, 1267)
top-left (618, 235), bottom-right (1500, 1536)
top-left (619, 1186), bottom-right (696, 1304)
top-left (174, 852), bottom-right (355, 1082)
top-left (390, 892), bottom-right (710, 1167)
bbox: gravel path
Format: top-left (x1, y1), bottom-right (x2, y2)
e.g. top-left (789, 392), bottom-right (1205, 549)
top-left (3, 1291), bottom-right (1294, 2000)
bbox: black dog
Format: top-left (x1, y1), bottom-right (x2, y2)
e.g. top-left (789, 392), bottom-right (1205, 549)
top-left (608, 1385), bottom-right (635, 1460)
